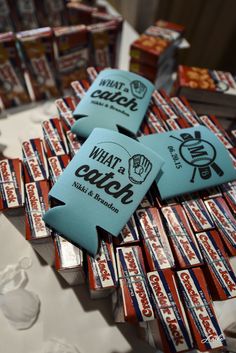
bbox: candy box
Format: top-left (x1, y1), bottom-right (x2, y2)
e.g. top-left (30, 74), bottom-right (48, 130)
top-left (135, 208), bottom-right (174, 271)
top-left (66, 131), bottom-right (83, 158)
top-left (17, 27), bottom-right (59, 101)
top-left (47, 155), bottom-right (70, 187)
top-left (25, 180), bottom-right (54, 264)
top-left (115, 246), bottom-right (155, 323)
top-left (9, 0), bottom-right (39, 31)
top-left (42, 118), bottom-right (69, 157)
top-left (22, 138), bottom-right (49, 183)
top-left (55, 97), bottom-right (76, 132)
top-left (0, 32), bottom-right (30, 108)
top-left (204, 197), bottom-right (236, 256)
top-left (54, 25), bottom-right (89, 91)
top-left (162, 205), bottom-right (203, 268)
top-left (0, 158), bottom-right (24, 212)
top-left (177, 268), bottom-right (226, 351)
top-left (87, 235), bottom-right (117, 299)
top-left (54, 234), bottom-right (85, 286)
top-left (196, 230), bottom-right (236, 300)
top-left (139, 270), bottom-right (193, 353)
top-left (66, 2), bottom-right (97, 25)
top-left (182, 197), bottom-right (214, 232)
top-left (114, 215), bottom-right (140, 246)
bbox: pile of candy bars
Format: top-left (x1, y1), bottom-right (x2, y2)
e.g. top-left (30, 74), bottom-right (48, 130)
top-left (0, 7), bottom-right (122, 110)
top-left (1, 66), bottom-right (236, 352)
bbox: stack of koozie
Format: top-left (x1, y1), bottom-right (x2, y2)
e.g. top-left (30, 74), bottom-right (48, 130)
top-left (1, 67), bottom-right (236, 353)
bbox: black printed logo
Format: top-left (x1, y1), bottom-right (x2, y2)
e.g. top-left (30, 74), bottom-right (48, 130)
top-left (130, 80), bottom-right (147, 99)
top-left (170, 130), bottom-right (224, 183)
top-left (128, 154), bottom-right (152, 184)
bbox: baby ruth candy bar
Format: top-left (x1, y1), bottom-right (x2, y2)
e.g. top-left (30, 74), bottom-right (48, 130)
top-left (43, 128), bottom-right (163, 255)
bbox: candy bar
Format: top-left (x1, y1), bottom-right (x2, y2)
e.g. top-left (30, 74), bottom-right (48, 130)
top-left (22, 138), bottom-right (49, 183)
top-left (55, 97), bottom-right (76, 132)
top-left (196, 230), bottom-right (236, 300)
top-left (143, 270), bottom-right (193, 353)
top-left (177, 268), bottom-right (226, 351)
top-left (54, 25), bottom-right (89, 91)
top-left (0, 32), bottom-right (30, 108)
top-left (116, 246), bottom-right (154, 322)
top-left (204, 197), bottom-right (236, 256)
top-left (42, 118), bottom-right (69, 157)
top-left (25, 180), bottom-right (54, 264)
top-left (136, 208), bottom-right (174, 271)
top-left (87, 235), bottom-right (117, 299)
top-left (182, 198), bottom-right (214, 232)
top-left (162, 205), bottom-right (203, 268)
top-left (48, 155), bottom-right (70, 186)
top-left (17, 28), bottom-right (59, 100)
top-left (54, 234), bottom-right (85, 286)
top-left (0, 159), bottom-right (24, 211)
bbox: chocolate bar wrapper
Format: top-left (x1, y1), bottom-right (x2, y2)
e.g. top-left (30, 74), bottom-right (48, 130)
top-left (136, 208), bottom-right (175, 271)
top-left (182, 198), bottom-right (214, 232)
top-left (17, 27), bottom-right (59, 100)
top-left (0, 32), bottom-right (30, 108)
top-left (170, 97), bottom-right (199, 126)
top-left (162, 205), bottom-right (203, 268)
top-left (54, 25), bottom-right (89, 91)
top-left (54, 234), bottom-right (85, 286)
top-left (196, 230), bottom-right (236, 300)
top-left (143, 270), bottom-right (193, 353)
top-left (114, 215), bottom-right (140, 246)
top-left (42, 118), bottom-right (69, 157)
top-left (66, 131), bottom-right (83, 158)
top-left (177, 268), bottom-right (226, 351)
top-left (220, 181), bottom-right (236, 215)
top-left (55, 97), bottom-right (76, 132)
top-left (0, 159), bottom-right (24, 211)
top-left (204, 197), bottom-right (236, 256)
top-left (22, 138), bottom-right (49, 183)
top-left (116, 246), bottom-right (155, 322)
top-left (48, 155), bottom-right (70, 187)
top-left (25, 181), bottom-right (54, 264)
top-left (87, 235), bottom-right (117, 299)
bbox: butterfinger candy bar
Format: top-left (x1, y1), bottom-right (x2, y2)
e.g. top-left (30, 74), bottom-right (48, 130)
top-left (54, 234), bottom-right (85, 286)
top-left (0, 32), bottom-right (30, 108)
top-left (196, 230), bottom-right (236, 300)
top-left (17, 28), bottom-right (59, 100)
top-left (22, 138), bottom-right (49, 183)
top-left (136, 208), bottom-right (174, 271)
top-left (48, 155), bottom-right (70, 186)
top-left (0, 159), bottom-right (24, 211)
top-left (87, 235), bottom-right (117, 299)
top-left (182, 198), bottom-right (214, 232)
top-left (146, 270), bottom-right (193, 353)
top-left (116, 246), bottom-right (155, 322)
top-left (204, 197), bottom-right (236, 256)
top-left (55, 97), bottom-right (76, 132)
top-left (177, 268), bottom-right (226, 351)
top-left (162, 205), bottom-right (203, 268)
top-left (42, 118), bottom-right (69, 157)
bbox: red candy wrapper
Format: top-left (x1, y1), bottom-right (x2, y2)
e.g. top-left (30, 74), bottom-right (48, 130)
top-left (0, 159), bottom-right (24, 211)
top-left (42, 118), bottom-right (69, 157)
top-left (22, 138), bottom-right (49, 183)
top-left (0, 32), bottom-right (30, 108)
top-left (87, 235), bottom-right (117, 299)
top-left (177, 268), bottom-right (226, 351)
top-left (162, 205), bottom-right (203, 268)
top-left (135, 208), bottom-right (175, 271)
top-left (205, 197), bottom-right (236, 256)
top-left (116, 246), bottom-right (155, 322)
top-left (48, 155), bottom-right (70, 186)
top-left (196, 230), bottom-right (236, 300)
top-left (140, 270), bottom-right (193, 353)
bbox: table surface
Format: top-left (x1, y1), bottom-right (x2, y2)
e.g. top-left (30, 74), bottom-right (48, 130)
top-left (0, 9), bottom-right (236, 353)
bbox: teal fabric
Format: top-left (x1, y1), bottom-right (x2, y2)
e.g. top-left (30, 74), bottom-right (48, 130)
top-left (72, 69), bottom-right (154, 138)
top-left (139, 126), bottom-right (236, 199)
top-left (43, 128), bottom-right (163, 255)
